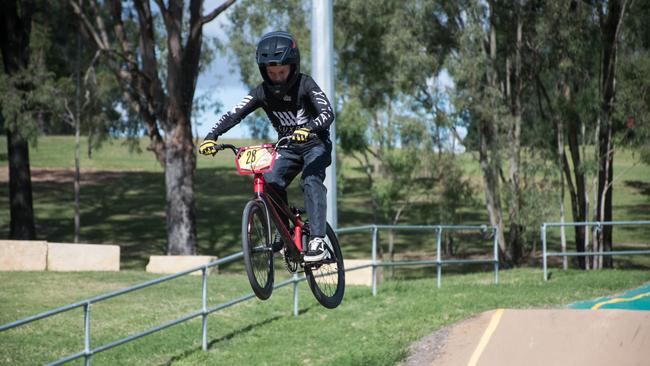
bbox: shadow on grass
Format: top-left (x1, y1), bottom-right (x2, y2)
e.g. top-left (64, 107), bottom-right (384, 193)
top-left (0, 168), bottom-right (257, 269)
top-left (159, 315), bottom-right (284, 366)
top-left (625, 180), bottom-right (650, 196)
top-left (0, 166), bottom-right (491, 271)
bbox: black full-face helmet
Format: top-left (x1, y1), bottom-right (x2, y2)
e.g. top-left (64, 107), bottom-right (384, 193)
top-left (256, 31), bottom-right (300, 98)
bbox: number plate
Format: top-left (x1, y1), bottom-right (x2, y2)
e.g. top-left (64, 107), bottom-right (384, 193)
top-left (235, 145), bottom-right (277, 175)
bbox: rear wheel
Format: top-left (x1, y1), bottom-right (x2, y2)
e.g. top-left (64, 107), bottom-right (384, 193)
top-left (242, 200), bottom-right (274, 300)
top-left (305, 223), bottom-right (345, 308)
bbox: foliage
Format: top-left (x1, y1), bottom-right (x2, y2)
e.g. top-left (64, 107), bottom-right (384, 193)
top-left (614, 3), bottom-right (650, 164)
top-left (0, 56), bottom-right (60, 145)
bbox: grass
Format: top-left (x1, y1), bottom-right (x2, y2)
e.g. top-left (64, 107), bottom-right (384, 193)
top-left (1, 268), bottom-right (649, 365)
top-left (0, 136), bottom-right (648, 271)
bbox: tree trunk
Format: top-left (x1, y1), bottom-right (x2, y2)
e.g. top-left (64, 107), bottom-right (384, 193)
top-left (74, 27), bottom-right (82, 243)
top-left (565, 119), bottom-right (587, 269)
top-left (506, 4), bottom-right (524, 265)
top-left (481, 0), bottom-right (509, 264)
top-left (478, 120), bottom-right (508, 263)
top-left (165, 117), bottom-right (197, 255)
top-left (7, 131), bottom-right (36, 239)
top-left (596, 0), bottom-right (625, 269)
top-left (1, 0), bottom-right (36, 240)
top-left (557, 115), bottom-right (568, 270)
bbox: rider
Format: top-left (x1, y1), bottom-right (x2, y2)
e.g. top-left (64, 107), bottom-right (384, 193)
top-left (198, 31), bottom-right (334, 263)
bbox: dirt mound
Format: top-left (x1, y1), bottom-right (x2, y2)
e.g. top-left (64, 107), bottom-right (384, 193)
top-left (403, 309), bottom-right (650, 366)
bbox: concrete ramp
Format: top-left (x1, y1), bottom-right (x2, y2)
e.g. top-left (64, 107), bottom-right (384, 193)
top-left (406, 309), bottom-right (650, 366)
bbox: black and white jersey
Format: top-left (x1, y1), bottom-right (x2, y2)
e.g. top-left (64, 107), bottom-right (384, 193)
top-left (206, 73), bottom-right (334, 140)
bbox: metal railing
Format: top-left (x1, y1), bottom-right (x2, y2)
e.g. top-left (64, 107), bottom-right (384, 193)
top-left (0, 224), bottom-right (499, 365)
top-left (541, 220), bottom-right (650, 281)
top-left (337, 224), bottom-right (500, 296)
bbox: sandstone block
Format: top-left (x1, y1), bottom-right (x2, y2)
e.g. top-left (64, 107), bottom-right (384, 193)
top-left (47, 243), bottom-right (120, 272)
top-left (0, 240), bottom-right (48, 271)
top-left (345, 259), bottom-right (383, 286)
top-left (146, 255), bottom-right (218, 276)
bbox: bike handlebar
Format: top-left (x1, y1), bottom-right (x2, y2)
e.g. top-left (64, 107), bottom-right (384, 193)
top-left (213, 144), bottom-right (238, 155)
top-left (210, 135), bottom-right (299, 156)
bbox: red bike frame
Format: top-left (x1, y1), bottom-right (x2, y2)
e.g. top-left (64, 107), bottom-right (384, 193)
top-left (253, 174), bottom-right (305, 252)
top-left (215, 141), bottom-right (307, 254)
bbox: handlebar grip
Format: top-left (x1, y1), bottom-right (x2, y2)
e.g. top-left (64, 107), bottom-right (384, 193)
top-left (212, 144), bottom-right (238, 154)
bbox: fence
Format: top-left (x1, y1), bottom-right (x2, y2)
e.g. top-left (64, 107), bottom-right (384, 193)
top-left (0, 224), bottom-right (499, 365)
top-left (541, 220), bottom-right (650, 281)
top-left (337, 225), bottom-right (499, 296)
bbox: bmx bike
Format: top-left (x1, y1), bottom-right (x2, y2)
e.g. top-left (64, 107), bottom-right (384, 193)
top-left (209, 137), bottom-right (345, 309)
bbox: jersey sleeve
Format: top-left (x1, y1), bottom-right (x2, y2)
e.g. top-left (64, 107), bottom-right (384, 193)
top-left (303, 76), bottom-right (335, 132)
top-left (205, 87), bottom-right (263, 139)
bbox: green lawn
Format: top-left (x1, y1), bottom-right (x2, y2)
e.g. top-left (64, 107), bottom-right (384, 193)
top-left (1, 268), bottom-right (649, 365)
top-left (0, 136), bottom-right (649, 270)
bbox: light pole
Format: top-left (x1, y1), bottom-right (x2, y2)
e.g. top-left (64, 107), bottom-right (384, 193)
top-left (311, 0), bottom-right (337, 229)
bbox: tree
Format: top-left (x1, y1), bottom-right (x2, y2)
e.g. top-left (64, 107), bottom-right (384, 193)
top-left (71, 0), bottom-right (235, 254)
top-left (615, 1), bottom-right (650, 165)
top-left (449, 1), bottom-right (524, 264)
top-left (533, 0), bottom-right (648, 269)
top-left (533, 1), bottom-right (600, 269)
top-left (594, 0), bottom-right (629, 268)
top-left (1, 0), bottom-right (37, 240)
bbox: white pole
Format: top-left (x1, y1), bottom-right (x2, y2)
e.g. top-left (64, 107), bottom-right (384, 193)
top-left (311, 0), bottom-right (337, 229)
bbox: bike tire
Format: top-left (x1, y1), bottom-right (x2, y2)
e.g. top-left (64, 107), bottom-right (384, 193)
top-left (305, 223), bottom-right (345, 309)
top-left (242, 200), bottom-right (274, 300)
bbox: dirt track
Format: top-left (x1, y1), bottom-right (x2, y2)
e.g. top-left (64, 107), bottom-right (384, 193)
top-left (403, 309), bottom-right (650, 366)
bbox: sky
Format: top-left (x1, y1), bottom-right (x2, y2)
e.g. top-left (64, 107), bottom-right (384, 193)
top-left (194, 2), bottom-right (249, 139)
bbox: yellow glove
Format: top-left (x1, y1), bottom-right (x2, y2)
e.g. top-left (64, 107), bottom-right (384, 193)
top-left (291, 128), bottom-right (311, 143)
top-left (198, 139), bottom-right (218, 156)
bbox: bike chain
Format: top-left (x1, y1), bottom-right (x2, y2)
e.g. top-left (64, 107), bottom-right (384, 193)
top-left (283, 254), bottom-right (300, 273)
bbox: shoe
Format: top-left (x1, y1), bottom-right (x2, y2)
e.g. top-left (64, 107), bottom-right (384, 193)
top-left (271, 231), bottom-right (284, 253)
top-left (304, 237), bottom-right (327, 262)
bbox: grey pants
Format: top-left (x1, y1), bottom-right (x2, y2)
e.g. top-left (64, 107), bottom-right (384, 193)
top-left (263, 139), bottom-right (331, 238)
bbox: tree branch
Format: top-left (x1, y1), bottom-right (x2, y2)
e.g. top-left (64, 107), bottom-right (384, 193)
top-left (153, 0), bottom-right (166, 13)
top-left (69, 0), bottom-right (108, 50)
top-left (201, 0), bottom-right (236, 25)
top-left (188, 0), bottom-right (237, 52)
top-left (134, 0), bottom-right (167, 122)
top-left (109, 0), bottom-right (136, 64)
top-left (63, 98), bottom-right (75, 127)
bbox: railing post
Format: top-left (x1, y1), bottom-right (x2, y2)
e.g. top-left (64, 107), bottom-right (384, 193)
top-left (542, 224), bottom-right (548, 281)
top-left (492, 226), bottom-right (499, 284)
top-left (201, 267), bottom-right (208, 351)
top-left (293, 273), bottom-right (299, 317)
top-left (436, 226), bottom-right (442, 288)
top-left (371, 225), bottom-right (378, 297)
top-left (84, 302), bottom-right (91, 366)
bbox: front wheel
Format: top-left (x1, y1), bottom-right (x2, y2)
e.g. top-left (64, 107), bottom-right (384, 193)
top-left (242, 200), bottom-right (274, 300)
top-left (305, 223), bottom-right (345, 309)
